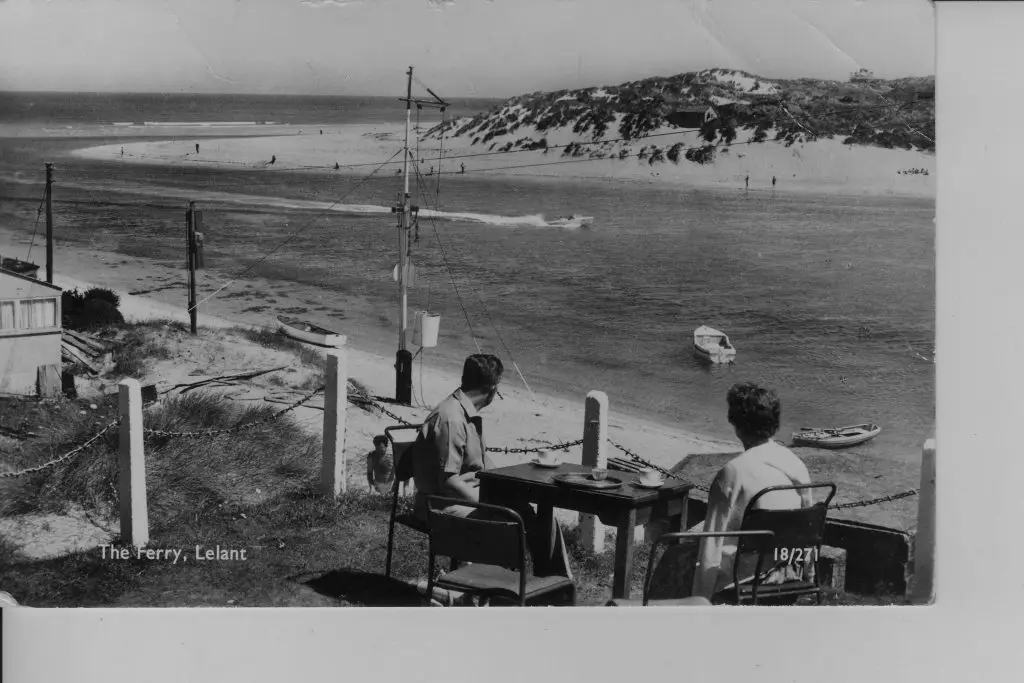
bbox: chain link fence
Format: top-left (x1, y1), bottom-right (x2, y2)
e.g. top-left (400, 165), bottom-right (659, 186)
top-left (1, 383), bottom-right (921, 512)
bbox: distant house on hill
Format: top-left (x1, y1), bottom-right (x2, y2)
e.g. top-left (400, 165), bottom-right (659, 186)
top-left (666, 106), bottom-right (717, 129)
top-left (0, 265), bottom-right (62, 396)
top-left (747, 93), bottom-right (781, 106)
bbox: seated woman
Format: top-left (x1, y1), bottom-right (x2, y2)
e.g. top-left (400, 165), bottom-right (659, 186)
top-left (647, 382), bottom-right (812, 603)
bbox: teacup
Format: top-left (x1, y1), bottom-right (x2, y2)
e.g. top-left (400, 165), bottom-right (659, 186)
top-left (536, 450), bottom-right (558, 466)
top-left (640, 469), bottom-right (663, 485)
top-left (591, 467), bottom-right (608, 481)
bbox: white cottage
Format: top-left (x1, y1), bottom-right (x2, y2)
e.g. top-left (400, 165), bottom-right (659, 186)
top-left (0, 266), bottom-right (62, 396)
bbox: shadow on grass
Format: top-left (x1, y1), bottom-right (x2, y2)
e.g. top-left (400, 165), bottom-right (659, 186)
top-left (295, 568), bottom-right (423, 607)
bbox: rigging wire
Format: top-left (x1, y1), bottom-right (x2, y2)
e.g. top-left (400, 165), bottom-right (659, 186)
top-left (412, 164), bottom-right (536, 402)
top-left (25, 186), bottom-right (48, 262)
top-left (411, 169), bottom-right (484, 356)
top-left (189, 149), bottom-right (403, 313)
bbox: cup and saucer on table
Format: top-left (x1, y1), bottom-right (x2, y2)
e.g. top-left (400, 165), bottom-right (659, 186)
top-left (633, 469), bottom-right (665, 489)
top-left (531, 450), bottom-right (561, 468)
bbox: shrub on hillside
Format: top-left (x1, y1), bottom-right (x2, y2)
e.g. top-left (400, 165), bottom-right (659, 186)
top-left (666, 142), bottom-right (685, 163)
top-left (62, 287), bottom-right (125, 330)
top-left (685, 144), bottom-right (716, 165)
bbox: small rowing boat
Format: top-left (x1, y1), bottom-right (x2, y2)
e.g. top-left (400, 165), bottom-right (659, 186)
top-left (277, 315), bottom-right (345, 347)
top-left (693, 325), bottom-right (736, 364)
top-left (791, 423), bottom-right (881, 449)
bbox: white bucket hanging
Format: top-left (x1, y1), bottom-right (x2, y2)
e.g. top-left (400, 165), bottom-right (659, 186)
top-left (412, 310), bottom-right (441, 348)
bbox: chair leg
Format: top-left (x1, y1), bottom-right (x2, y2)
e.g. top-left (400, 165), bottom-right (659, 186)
top-left (385, 518), bottom-right (397, 578)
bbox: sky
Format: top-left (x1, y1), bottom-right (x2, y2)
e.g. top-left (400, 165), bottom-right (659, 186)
top-left (0, 0), bottom-right (935, 97)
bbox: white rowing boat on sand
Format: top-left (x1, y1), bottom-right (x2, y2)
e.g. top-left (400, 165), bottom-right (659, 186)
top-left (791, 423), bottom-right (881, 449)
top-left (693, 325), bottom-right (736, 364)
top-left (277, 315), bottom-right (345, 347)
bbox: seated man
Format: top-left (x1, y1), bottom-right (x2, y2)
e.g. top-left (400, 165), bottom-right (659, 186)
top-left (412, 353), bottom-right (572, 579)
top-left (644, 382), bottom-right (813, 603)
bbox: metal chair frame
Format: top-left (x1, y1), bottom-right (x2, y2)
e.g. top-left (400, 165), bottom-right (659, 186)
top-left (424, 495), bottom-right (576, 607)
top-left (736, 482), bottom-right (837, 605)
top-left (642, 530), bottom-right (777, 606)
top-left (383, 424), bottom-right (425, 578)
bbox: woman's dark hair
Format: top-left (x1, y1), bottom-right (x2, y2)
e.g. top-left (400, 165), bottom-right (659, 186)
top-left (372, 435), bottom-right (388, 447)
top-left (726, 382), bottom-right (781, 441)
top-left (460, 354), bottom-right (504, 393)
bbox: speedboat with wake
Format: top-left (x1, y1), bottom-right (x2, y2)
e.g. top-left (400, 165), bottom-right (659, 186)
top-left (548, 214), bottom-right (594, 229)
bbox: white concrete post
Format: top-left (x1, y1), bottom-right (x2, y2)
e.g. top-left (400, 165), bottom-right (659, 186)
top-left (320, 342), bottom-right (348, 497)
top-left (911, 438), bottom-right (936, 604)
top-left (580, 391), bottom-right (608, 553)
top-left (118, 378), bottom-right (148, 548)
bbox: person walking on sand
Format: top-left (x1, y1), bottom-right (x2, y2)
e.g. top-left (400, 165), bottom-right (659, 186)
top-left (745, 174), bottom-right (749, 191)
top-left (120, 146), bottom-right (124, 157)
top-left (460, 162), bottom-right (465, 174)
top-left (270, 155), bottom-right (276, 165)
top-left (195, 143), bottom-right (200, 154)
top-left (772, 175), bottom-right (777, 188)
top-left (411, 354), bottom-right (574, 579)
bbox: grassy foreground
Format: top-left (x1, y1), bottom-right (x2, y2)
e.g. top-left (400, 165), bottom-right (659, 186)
top-left (0, 322), bottom-right (892, 607)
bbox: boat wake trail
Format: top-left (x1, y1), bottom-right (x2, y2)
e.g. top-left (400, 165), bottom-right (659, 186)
top-left (52, 180), bottom-right (588, 228)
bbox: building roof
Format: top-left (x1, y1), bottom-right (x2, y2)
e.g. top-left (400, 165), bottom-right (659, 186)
top-left (0, 267), bottom-right (63, 293)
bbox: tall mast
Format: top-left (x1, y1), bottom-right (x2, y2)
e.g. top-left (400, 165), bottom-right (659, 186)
top-left (395, 67), bottom-right (414, 404)
top-left (394, 66), bottom-right (448, 405)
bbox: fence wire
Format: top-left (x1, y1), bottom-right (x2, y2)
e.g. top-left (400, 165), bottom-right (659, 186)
top-left (607, 439), bottom-right (919, 509)
top-left (1, 386), bottom-right (922, 512)
top-left (0, 419), bottom-right (121, 479)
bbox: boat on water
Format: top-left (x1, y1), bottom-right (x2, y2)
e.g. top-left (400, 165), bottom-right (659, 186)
top-left (277, 315), bottom-right (345, 347)
top-left (549, 214), bottom-right (594, 228)
top-left (791, 423), bottom-right (881, 449)
top-left (693, 325), bottom-right (736, 364)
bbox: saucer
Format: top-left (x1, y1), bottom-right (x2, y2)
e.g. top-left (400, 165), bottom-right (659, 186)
top-left (633, 478), bottom-right (665, 489)
top-left (531, 459), bottom-right (561, 469)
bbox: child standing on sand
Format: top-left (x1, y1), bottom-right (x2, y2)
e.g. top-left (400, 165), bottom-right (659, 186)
top-left (367, 435), bottom-right (395, 494)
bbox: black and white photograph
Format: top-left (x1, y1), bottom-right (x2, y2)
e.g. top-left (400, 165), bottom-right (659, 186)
top-left (0, 0), bottom-right (935, 612)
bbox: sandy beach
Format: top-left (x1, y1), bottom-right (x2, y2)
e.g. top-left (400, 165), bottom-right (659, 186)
top-left (66, 121), bottom-right (936, 198)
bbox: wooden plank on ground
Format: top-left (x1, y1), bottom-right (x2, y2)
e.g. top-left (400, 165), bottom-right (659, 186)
top-left (69, 329), bottom-right (117, 355)
top-left (61, 341), bottom-right (100, 374)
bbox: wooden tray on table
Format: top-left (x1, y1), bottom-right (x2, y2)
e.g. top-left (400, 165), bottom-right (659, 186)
top-left (553, 473), bottom-right (624, 491)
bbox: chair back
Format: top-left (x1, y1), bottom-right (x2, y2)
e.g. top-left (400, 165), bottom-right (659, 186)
top-left (385, 424), bottom-right (423, 485)
top-left (644, 531), bottom-right (775, 605)
top-left (425, 496), bottom-right (527, 572)
top-left (740, 483), bottom-right (836, 550)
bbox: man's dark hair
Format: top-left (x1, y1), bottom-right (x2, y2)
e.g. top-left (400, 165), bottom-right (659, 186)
top-left (372, 435), bottom-right (388, 447)
top-left (726, 382), bottom-right (781, 441)
top-left (460, 354), bottom-right (504, 393)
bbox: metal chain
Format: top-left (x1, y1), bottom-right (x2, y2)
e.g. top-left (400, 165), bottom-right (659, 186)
top-left (609, 439), bottom-right (710, 491)
top-left (144, 387), bottom-right (325, 439)
top-left (831, 489), bottom-right (920, 509)
top-left (0, 418), bottom-right (121, 479)
top-left (485, 438), bottom-right (584, 455)
top-left (609, 439), bottom-right (919, 507)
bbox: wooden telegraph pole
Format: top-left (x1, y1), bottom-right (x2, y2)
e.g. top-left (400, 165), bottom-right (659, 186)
top-left (45, 163), bottom-right (54, 284)
top-left (185, 202), bottom-right (200, 335)
top-left (394, 67), bottom-right (447, 405)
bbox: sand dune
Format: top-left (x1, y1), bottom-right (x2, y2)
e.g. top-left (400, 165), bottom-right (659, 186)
top-left (71, 122), bottom-right (935, 198)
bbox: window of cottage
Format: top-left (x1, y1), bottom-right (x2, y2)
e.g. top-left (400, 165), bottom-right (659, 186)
top-left (19, 297), bottom-right (57, 329)
top-left (0, 301), bottom-right (15, 330)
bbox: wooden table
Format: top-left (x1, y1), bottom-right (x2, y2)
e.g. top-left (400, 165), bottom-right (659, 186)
top-left (477, 463), bottom-right (693, 600)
